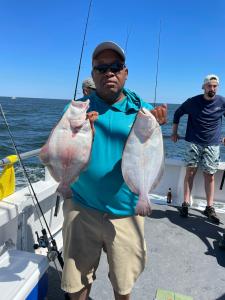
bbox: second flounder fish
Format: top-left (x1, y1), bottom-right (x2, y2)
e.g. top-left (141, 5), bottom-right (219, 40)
top-left (122, 107), bottom-right (164, 216)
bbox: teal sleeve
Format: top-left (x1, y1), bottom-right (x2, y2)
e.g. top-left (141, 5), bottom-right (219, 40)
top-left (141, 100), bottom-right (154, 110)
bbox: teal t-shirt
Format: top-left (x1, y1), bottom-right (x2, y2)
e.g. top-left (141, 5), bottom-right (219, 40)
top-left (66, 88), bottom-right (153, 216)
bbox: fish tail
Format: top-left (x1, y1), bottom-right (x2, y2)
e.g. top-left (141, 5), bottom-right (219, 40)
top-left (135, 195), bottom-right (152, 216)
top-left (57, 183), bottom-right (72, 200)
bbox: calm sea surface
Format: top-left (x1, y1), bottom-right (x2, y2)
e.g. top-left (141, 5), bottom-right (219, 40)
top-left (1, 96), bottom-right (225, 189)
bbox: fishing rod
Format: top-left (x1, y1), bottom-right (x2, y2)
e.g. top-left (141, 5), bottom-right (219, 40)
top-left (124, 26), bottom-right (132, 55)
top-left (0, 0), bottom-right (94, 274)
top-left (153, 20), bottom-right (162, 107)
top-left (0, 105), bottom-right (64, 273)
top-left (73, 0), bottom-right (93, 100)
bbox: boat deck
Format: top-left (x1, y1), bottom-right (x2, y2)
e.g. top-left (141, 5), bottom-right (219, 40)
top-left (48, 203), bottom-right (225, 300)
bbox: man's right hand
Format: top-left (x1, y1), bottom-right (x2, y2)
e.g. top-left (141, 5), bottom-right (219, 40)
top-left (171, 133), bottom-right (180, 142)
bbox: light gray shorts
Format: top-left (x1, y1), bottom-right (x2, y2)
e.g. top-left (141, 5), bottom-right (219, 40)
top-left (185, 142), bottom-right (220, 174)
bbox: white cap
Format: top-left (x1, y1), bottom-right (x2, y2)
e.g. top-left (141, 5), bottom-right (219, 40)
top-left (82, 78), bottom-right (96, 89)
top-left (92, 41), bottom-right (125, 61)
top-left (202, 74), bottom-right (219, 87)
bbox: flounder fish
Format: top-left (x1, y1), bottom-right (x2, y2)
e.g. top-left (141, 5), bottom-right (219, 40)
top-left (122, 107), bottom-right (164, 216)
top-left (39, 99), bottom-right (98, 198)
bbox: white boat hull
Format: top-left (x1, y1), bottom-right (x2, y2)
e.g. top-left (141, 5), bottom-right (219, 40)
top-left (0, 159), bottom-right (225, 254)
top-left (152, 158), bottom-right (225, 206)
top-left (0, 169), bottom-right (63, 254)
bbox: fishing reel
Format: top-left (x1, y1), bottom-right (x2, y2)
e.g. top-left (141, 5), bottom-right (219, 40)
top-left (34, 228), bottom-right (64, 268)
top-left (34, 229), bottom-right (49, 248)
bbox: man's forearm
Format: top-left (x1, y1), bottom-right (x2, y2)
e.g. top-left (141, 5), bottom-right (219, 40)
top-left (172, 123), bottom-right (179, 134)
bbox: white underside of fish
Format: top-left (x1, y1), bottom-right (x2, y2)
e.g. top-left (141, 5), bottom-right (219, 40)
top-left (39, 100), bottom-right (93, 198)
top-left (122, 107), bottom-right (164, 216)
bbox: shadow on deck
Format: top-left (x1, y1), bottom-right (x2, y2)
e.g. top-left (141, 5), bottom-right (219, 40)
top-left (48, 204), bottom-right (225, 300)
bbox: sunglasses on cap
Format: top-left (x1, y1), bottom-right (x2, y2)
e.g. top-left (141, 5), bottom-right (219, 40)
top-left (93, 62), bottom-right (126, 74)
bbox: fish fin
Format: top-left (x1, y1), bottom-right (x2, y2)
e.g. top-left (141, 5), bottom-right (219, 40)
top-left (39, 144), bottom-right (50, 164)
top-left (135, 195), bottom-right (152, 216)
top-left (57, 183), bottom-right (72, 200)
top-left (151, 160), bottom-right (165, 191)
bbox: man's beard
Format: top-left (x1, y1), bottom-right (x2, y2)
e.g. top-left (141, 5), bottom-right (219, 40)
top-left (207, 91), bottom-right (216, 98)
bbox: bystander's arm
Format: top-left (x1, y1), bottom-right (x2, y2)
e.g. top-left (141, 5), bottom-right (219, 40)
top-left (171, 123), bottom-right (180, 142)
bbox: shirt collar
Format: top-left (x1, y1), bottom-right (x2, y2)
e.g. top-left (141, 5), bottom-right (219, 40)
top-left (89, 88), bottom-right (141, 113)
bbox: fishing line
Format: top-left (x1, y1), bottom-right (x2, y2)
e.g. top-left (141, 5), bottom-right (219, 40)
top-left (124, 26), bottom-right (132, 55)
top-left (0, 0), bottom-right (94, 274)
top-left (0, 105), bottom-right (51, 232)
top-left (73, 0), bottom-right (93, 100)
top-left (153, 20), bottom-right (162, 107)
top-left (0, 104), bottom-right (63, 276)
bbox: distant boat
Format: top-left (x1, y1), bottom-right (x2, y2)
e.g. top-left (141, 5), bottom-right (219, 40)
top-left (11, 96), bottom-right (16, 100)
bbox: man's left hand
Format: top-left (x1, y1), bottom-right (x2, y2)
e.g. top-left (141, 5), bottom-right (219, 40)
top-left (151, 104), bottom-right (167, 125)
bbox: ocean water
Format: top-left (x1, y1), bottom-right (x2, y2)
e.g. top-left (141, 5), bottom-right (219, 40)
top-left (1, 96), bottom-right (225, 189)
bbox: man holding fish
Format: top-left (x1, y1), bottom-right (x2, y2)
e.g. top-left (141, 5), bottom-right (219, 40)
top-left (41, 41), bottom-right (167, 300)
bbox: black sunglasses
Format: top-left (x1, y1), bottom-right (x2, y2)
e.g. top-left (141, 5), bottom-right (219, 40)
top-left (93, 62), bottom-right (126, 74)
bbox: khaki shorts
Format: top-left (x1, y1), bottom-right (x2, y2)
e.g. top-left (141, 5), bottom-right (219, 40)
top-left (61, 199), bottom-right (147, 295)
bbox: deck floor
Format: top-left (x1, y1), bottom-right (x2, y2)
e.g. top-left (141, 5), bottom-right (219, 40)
top-left (48, 203), bottom-right (225, 300)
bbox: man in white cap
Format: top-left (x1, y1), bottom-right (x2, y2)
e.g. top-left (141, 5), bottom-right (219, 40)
top-left (171, 74), bottom-right (225, 223)
top-left (61, 41), bottom-right (167, 300)
top-left (82, 77), bottom-right (96, 96)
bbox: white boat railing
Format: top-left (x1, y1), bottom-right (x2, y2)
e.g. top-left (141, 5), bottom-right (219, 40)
top-left (0, 134), bottom-right (183, 167)
top-left (0, 148), bottom-right (41, 166)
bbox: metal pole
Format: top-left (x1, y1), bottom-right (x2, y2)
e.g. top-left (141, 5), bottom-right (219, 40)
top-left (0, 148), bottom-right (41, 166)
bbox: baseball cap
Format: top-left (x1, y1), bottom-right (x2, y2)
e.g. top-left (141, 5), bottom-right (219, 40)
top-left (92, 41), bottom-right (125, 62)
top-left (82, 78), bottom-right (96, 89)
top-left (203, 74), bottom-right (219, 87)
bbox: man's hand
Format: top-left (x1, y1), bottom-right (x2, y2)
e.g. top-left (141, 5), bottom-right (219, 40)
top-left (171, 123), bottom-right (179, 142)
top-left (87, 111), bottom-right (99, 135)
top-left (151, 104), bottom-right (167, 125)
top-left (222, 137), bottom-right (225, 145)
top-left (171, 133), bottom-right (180, 142)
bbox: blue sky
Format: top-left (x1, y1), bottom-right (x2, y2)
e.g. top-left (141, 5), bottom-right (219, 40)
top-left (0, 0), bottom-right (225, 103)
